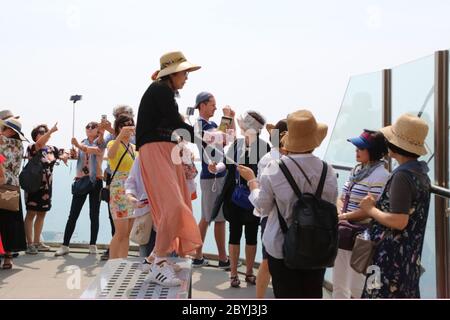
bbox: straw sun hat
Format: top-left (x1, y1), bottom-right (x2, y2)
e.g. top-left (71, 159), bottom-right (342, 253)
top-left (281, 110), bottom-right (328, 153)
top-left (152, 51), bottom-right (201, 80)
top-left (380, 113), bottom-right (428, 156)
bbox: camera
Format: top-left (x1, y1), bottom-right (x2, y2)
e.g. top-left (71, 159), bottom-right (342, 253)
top-left (82, 166), bottom-right (90, 175)
top-left (101, 114), bottom-right (107, 121)
top-left (70, 95), bottom-right (82, 102)
top-left (186, 107), bottom-right (195, 116)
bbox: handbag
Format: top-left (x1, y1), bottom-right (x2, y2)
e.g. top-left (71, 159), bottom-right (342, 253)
top-left (350, 230), bottom-right (388, 274)
top-left (338, 220), bottom-right (367, 250)
top-left (0, 184), bottom-right (20, 212)
top-left (72, 175), bottom-right (94, 196)
top-left (231, 170), bottom-right (253, 210)
top-left (101, 143), bottom-right (131, 202)
top-left (130, 213), bottom-right (153, 245)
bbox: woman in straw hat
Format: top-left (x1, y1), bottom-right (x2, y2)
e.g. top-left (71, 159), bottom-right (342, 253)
top-left (136, 51), bottom-right (202, 287)
top-left (358, 114), bottom-right (431, 298)
top-left (0, 117), bottom-right (27, 269)
top-left (238, 110), bottom-right (338, 298)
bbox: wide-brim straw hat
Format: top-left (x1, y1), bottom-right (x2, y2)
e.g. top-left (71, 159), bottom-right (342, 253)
top-left (154, 51), bottom-right (201, 80)
top-left (281, 110), bottom-right (328, 153)
top-left (380, 113), bottom-right (428, 156)
top-left (0, 117), bottom-right (29, 142)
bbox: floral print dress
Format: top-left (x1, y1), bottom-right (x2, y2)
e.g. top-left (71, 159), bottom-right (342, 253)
top-left (362, 161), bottom-right (431, 298)
top-left (25, 144), bottom-right (62, 212)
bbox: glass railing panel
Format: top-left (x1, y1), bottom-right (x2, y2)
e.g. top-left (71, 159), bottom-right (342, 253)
top-left (324, 72), bottom-right (383, 166)
top-left (391, 54), bottom-right (435, 298)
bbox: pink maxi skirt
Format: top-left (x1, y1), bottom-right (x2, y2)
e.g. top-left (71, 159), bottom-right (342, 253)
top-left (139, 142), bottom-right (202, 256)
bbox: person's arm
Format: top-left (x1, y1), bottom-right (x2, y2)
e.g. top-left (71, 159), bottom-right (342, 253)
top-left (35, 123), bottom-right (58, 150)
top-left (339, 208), bottom-right (371, 221)
top-left (238, 163), bottom-right (276, 216)
top-left (72, 138), bottom-right (102, 156)
top-left (0, 164), bottom-right (5, 185)
top-left (360, 195), bottom-right (409, 230)
top-left (107, 127), bottom-right (134, 159)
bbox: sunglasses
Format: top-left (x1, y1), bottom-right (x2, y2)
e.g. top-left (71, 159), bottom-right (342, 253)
top-left (86, 125), bottom-right (98, 130)
top-left (119, 122), bottom-right (134, 128)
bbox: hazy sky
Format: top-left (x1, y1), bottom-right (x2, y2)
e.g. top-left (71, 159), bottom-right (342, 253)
top-left (1, 0), bottom-right (450, 155)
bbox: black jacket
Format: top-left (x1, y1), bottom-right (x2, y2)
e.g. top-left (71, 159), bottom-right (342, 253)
top-left (136, 81), bottom-right (194, 150)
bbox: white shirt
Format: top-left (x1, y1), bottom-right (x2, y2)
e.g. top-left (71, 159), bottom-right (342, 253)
top-left (124, 157), bottom-right (150, 218)
top-left (252, 148), bottom-right (281, 218)
top-left (249, 154), bottom-right (338, 259)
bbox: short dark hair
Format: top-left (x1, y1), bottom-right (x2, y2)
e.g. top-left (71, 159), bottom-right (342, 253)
top-left (387, 142), bottom-right (420, 158)
top-left (31, 124), bottom-right (49, 142)
top-left (366, 130), bottom-right (388, 161)
top-left (114, 114), bottom-right (134, 136)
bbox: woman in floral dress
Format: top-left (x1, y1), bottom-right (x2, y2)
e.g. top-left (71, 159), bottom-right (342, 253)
top-left (24, 123), bottom-right (69, 254)
top-left (107, 114), bottom-right (137, 259)
top-left (359, 114), bottom-right (431, 298)
top-left (0, 117), bottom-right (27, 269)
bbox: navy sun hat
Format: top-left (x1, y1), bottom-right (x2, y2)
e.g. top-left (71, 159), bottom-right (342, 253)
top-left (194, 92), bottom-right (213, 109)
top-left (347, 130), bottom-right (374, 149)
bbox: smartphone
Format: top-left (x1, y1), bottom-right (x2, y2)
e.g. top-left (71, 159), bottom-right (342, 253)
top-left (186, 107), bottom-right (195, 116)
top-left (218, 116), bottom-right (233, 132)
top-left (101, 114), bottom-right (107, 121)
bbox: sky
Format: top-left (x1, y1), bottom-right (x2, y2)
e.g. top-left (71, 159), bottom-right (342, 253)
top-left (1, 0), bottom-right (450, 156)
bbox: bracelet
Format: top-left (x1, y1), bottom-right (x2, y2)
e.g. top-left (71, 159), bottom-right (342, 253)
top-left (247, 178), bottom-right (258, 187)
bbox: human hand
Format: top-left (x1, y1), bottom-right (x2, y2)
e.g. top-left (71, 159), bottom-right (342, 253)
top-left (360, 193), bottom-right (376, 214)
top-left (237, 165), bottom-right (256, 181)
top-left (208, 162), bottom-right (218, 174)
top-left (71, 137), bottom-right (79, 148)
top-left (223, 105), bottom-right (235, 118)
top-left (118, 126), bottom-right (135, 141)
top-left (50, 122), bottom-right (58, 134)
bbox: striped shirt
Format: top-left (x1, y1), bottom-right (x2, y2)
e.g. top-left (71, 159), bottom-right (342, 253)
top-left (341, 164), bottom-right (389, 213)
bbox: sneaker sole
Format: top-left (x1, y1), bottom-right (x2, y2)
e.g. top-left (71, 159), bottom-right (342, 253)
top-left (54, 252), bottom-right (69, 257)
top-left (149, 278), bottom-right (182, 287)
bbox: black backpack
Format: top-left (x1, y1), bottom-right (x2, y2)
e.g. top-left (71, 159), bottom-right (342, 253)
top-left (19, 151), bottom-right (43, 193)
top-left (275, 157), bottom-right (338, 270)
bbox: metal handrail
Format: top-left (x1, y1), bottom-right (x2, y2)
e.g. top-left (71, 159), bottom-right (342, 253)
top-left (331, 164), bottom-right (450, 199)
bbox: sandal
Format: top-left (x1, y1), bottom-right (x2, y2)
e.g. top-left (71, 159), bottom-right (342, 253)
top-left (230, 275), bottom-right (241, 288)
top-left (2, 254), bottom-right (13, 270)
top-left (245, 274), bottom-right (256, 285)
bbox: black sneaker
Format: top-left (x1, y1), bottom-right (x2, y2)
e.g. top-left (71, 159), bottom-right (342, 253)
top-left (192, 257), bottom-right (209, 268)
top-left (100, 249), bottom-right (109, 261)
top-left (218, 259), bottom-right (242, 270)
top-left (218, 259), bottom-right (231, 270)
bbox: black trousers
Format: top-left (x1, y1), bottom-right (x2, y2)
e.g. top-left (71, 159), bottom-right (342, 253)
top-left (105, 172), bottom-right (115, 237)
top-left (229, 221), bottom-right (258, 245)
top-left (63, 179), bottom-right (103, 246)
top-left (267, 254), bottom-right (325, 298)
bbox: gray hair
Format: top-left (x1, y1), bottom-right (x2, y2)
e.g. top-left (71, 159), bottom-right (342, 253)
top-left (112, 105), bottom-right (134, 119)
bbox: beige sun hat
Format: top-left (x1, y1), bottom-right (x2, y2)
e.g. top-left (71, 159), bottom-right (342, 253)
top-left (380, 113), bottom-right (428, 156)
top-left (281, 110), bottom-right (328, 153)
top-left (0, 117), bottom-right (29, 142)
top-left (153, 51), bottom-right (201, 80)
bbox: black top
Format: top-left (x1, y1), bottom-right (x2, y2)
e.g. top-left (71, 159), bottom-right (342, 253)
top-left (136, 81), bottom-right (194, 150)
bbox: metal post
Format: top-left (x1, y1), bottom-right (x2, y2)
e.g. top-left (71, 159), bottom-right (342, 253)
top-left (382, 69), bottom-right (392, 171)
top-left (434, 50), bottom-right (449, 298)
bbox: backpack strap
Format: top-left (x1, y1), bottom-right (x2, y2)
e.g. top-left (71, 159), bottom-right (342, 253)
top-left (277, 159), bottom-right (303, 199)
top-left (275, 200), bottom-right (288, 234)
top-left (286, 155), bottom-right (312, 186)
top-left (315, 161), bottom-right (328, 198)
